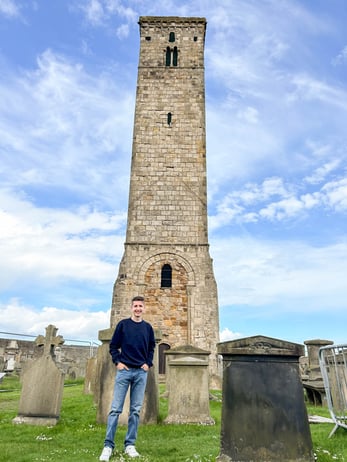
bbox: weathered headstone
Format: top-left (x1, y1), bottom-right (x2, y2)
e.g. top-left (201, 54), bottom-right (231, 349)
top-left (302, 339), bottom-right (333, 405)
top-left (95, 327), bottom-right (118, 424)
top-left (217, 335), bottom-right (314, 462)
top-left (138, 328), bottom-right (162, 424)
top-left (84, 356), bottom-right (97, 395)
top-left (13, 325), bottom-right (65, 426)
top-left (4, 340), bottom-right (19, 372)
top-left (164, 345), bottom-right (214, 424)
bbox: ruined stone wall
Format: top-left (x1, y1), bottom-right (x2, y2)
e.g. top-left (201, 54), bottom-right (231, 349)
top-left (0, 338), bottom-right (92, 379)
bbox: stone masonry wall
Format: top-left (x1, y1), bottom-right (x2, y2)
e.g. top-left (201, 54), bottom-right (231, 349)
top-left (0, 338), bottom-right (92, 379)
top-left (127, 17), bottom-right (207, 244)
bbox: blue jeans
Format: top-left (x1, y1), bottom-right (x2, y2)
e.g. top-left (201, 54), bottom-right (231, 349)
top-left (104, 368), bottom-right (148, 449)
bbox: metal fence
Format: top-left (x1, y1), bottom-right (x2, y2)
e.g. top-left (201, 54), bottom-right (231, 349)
top-left (319, 343), bottom-right (347, 437)
top-left (0, 331), bottom-right (100, 358)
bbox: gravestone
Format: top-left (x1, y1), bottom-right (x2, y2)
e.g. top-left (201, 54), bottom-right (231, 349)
top-left (217, 335), bottom-right (314, 462)
top-left (138, 328), bottom-right (162, 424)
top-left (302, 339), bottom-right (333, 405)
top-left (95, 327), bottom-right (117, 424)
top-left (13, 325), bottom-right (65, 426)
top-left (164, 345), bottom-right (214, 424)
top-left (4, 340), bottom-right (19, 371)
top-left (84, 356), bottom-right (97, 395)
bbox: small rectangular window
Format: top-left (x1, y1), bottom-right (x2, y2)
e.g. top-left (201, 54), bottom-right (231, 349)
top-left (161, 264), bottom-right (172, 288)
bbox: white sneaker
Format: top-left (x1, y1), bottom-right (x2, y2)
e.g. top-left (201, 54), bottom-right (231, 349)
top-left (99, 446), bottom-right (113, 461)
top-left (124, 445), bottom-right (140, 457)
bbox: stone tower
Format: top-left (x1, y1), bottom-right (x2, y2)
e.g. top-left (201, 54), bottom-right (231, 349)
top-left (111, 16), bottom-right (220, 381)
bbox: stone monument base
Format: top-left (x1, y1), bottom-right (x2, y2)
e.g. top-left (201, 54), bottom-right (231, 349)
top-left (13, 415), bottom-right (59, 426)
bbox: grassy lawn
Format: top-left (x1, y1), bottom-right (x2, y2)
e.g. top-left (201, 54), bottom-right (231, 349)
top-left (0, 375), bottom-right (346, 461)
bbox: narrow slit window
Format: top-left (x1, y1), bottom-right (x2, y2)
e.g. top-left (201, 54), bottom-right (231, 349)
top-left (167, 112), bottom-right (172, 126)
top-left (165, 46), bottom-right (171, 66)
top-left (169, 32), bottom-right (175, 42)
top-left (161, 264), bottom-right (172, 288)
top-left (173, 47), bottom-right (178, 66)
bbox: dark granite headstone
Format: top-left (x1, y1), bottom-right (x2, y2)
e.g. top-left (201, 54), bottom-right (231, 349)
top-left (217, 335), bottom-right (314, 462)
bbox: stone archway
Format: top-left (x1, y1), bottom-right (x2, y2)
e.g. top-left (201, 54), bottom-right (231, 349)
top-left (134, 252), bottom-right (195, 348)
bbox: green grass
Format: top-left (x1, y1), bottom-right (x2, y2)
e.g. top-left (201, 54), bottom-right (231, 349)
top-left (0, 375), bottom-right (346, 461)
top-left (306, 404), bottom-right (347, 462)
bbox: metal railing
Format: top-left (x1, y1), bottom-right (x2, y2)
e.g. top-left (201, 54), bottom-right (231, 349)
top-left (0, 331), bottom-right (100, 358)
top-left (319, 343), bottom-right (347, 437)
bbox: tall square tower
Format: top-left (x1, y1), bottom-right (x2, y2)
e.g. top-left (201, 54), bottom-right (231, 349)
top-left (111, 16), bottom-right (220, 380)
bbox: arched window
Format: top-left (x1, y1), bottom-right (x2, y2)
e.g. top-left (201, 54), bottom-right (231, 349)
top-left (165, 46), bottom-right (171, 66)
top-left (169, 32), bottom-right (175, 42)
top-left (173, 47), bottom-right (178, 67)
top-left (161, 264), bottom-right (172, 288)
top-left (165, 47), bottom-right (178, 67)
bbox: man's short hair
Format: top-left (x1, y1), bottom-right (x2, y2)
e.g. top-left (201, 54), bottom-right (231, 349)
top-left (132, 296), bottom-right (145, 303)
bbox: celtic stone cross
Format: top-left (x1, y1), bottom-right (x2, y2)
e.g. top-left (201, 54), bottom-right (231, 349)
top-left (35, 324), bottom-right (64, 357)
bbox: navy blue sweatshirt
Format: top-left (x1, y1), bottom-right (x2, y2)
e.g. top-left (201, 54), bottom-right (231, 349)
top-left (109, 318), bottom-right (155, 368)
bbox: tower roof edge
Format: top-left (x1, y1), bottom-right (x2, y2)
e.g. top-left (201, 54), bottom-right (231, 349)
top-left (139, 16), bottom-right (207, 25)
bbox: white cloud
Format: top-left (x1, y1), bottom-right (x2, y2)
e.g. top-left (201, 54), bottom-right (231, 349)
top-left (116, 23), bottom-right (129, 39)
top-left (300, 192), bottom-right (321, 209)
top-left (79, 0), bottom-right (137, 29)
top-left (210, 169), bottom-right (347, 229)
top-left (305, 159), bottom-right (341, 185)
top-left (0, 299), bottom-right (109, 341)
top-left (259, 196), bottom-right (305, 221)
top-left (0, 190), bottom-right (125, 292)
top-left (0, 49), bottom-right (134, 206)
top-left (206, 106), bottom-right (281, 188)
top-left (237, 106), bottom-right (259, 124)
top-left (104, 0), bottom-right (137, 21)
top-left (219, 327), bottom-right (243, 342)
top-left (0, 0), bottom-right (19, 17)
top-left (205, 0), bottom-right (328, 104)
top-left (322, 178), bottom-right (347, 212)
top-left (211, 236), bottom-right (347, 312)
top-left (288, 74), bottom-right (347, 109)
top-left (332, 45), bottom-right (347, 66)
top-left (210, 177), bottom-right (292, 228)
top-left (81, 0), bottom-right (105, 26)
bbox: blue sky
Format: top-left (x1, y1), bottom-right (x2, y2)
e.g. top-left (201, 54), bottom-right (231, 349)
top-left (1, 0), bottom-right (347, 347)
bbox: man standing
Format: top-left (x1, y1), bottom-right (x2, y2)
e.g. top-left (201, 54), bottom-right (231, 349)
top-left (99, 296), bottom-right (156, 460)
